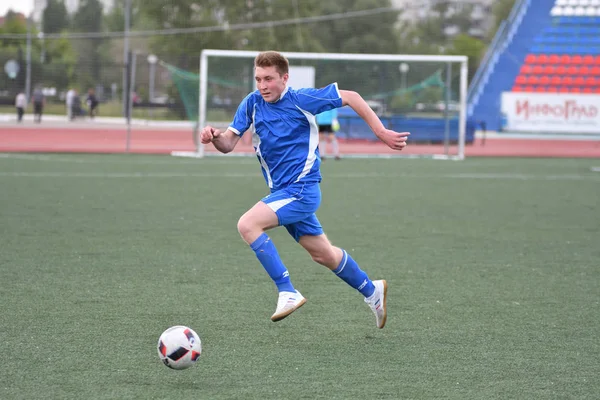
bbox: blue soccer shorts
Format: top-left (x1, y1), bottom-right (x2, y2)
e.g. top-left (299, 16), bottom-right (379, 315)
top-left (261, 182), bottom-right (323, 241)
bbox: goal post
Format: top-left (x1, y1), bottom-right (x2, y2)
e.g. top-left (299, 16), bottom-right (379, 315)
top-left (182, 49), bottom-right (468, 160)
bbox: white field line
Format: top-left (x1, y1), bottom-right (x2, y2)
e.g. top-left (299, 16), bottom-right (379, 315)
top-left (0, 171), bottom-right (598, 181)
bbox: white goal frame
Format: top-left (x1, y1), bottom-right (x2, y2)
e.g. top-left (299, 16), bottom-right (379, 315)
top-left (176, 49), bottom-right (468, 160)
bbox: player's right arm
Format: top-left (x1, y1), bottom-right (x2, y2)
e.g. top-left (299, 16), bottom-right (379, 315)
top-left (200, 126), bottom-right (241, 154)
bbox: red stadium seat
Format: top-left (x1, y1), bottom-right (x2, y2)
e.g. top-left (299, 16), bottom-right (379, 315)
top-left (520, 65), bottom-right (533, 74)
top-left (556, 65), bottom-right (568, 74)
top-left (571, 55), bottom-right (584, 65)
top-left (574, 76), bottom-right (586, 86)
top-left (527, 76), bottom-right (540, 85)
top-left (524, 86), bottom-right (535, 92)
top-left (594, 55), bottom-right (600, 65)
top-left (562, 76), bottom-right (574, 86)
top-left (539, 76), bottom-right (551, 85)
top-left (512, 85), bottom-right (524, 92)
top-left (578, 66), bottom-right (590, 75)
top-left (551, 76), bottom-right (562, 86)
top-left (543, 65), bottom-right (556, 74)
top-left (566, 66), bottom-right (579, 75)
top-left (525, 54), bottom-right (537, 64)
top-left (570, 87), bottom-right (581, 93)
top-left (585, 77), bottom-right (598, 86)
top-left (548, 54), bottom-right (561, 64)
top-left (532, 65), bottom-right (544, 75)
top-left (591, 66), bottom-right (600, 76)
top-left (547, 86), bottom-right (559, 93)
top-left (583, 55), bottom-right (595, 65)
top-left (559, 87), bottom-right (570, 93)
top-left (537, 54), bottom-right (549, 64)
top-left (515, 75), bottom-right (527, 85)
top-left (583, 88), bottom-right (593, 93)
top-left (594, 87), bottom-right (600, 93)
top-left (535, 86), bottom-right (546, 92)
top-left (560, 55), bottom-right (572, 64)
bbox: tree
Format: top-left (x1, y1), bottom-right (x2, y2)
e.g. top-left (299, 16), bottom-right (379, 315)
top-left (42, 0), bottom-right (70, 34)
top-left (448, 33), bottom-right (485, 82)
top-left (71, 0), bottom-right (104, 88)
top-left (488, 0), bottom-right (517, 41)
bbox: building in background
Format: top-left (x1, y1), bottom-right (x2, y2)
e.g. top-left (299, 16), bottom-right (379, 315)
top-left (392, 0), bottom-right (495, 38)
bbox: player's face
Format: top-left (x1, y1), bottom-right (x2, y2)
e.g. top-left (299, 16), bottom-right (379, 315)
top-left (255, 66), bottom-right (288, 103)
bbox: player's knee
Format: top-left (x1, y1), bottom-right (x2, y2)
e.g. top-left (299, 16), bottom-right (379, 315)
top-left (237, 215), bottom-right (255, 243)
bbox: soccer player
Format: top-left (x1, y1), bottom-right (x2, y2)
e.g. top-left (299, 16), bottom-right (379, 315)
top-left (200, 51), bottom-right (409, 329)
top-left (316, 108), bottom-right (340, 160)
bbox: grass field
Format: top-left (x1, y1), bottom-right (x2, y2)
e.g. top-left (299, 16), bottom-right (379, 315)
top-left (1, 154), bottom-right (599, 400)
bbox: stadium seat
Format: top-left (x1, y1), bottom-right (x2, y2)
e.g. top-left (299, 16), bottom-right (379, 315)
top-left (520, 65), bottom-right (533, 74)
top-left (533, 65), bottom-right (545, 74)
top-left (578, 66), bottom-right (590, 75)
top-left (539, 75), bottom-right (551, 85)
top-left (527, 76), bottom-right (540, 85)
top-left (560, 55), bottom-right (572, 64)
top-left (512, 85), bottom-right (525, 92)
top-left (555, 65), bottom-right (568, 74)
top-left (549, 54), bottom-right (561, 64)
top-left (562, 76), bottom-right (574, 85)
top-left (543, 65), bottom-right (556, 74)
top-left (571, 55), bottom-right (584, 64)
top-left (515, 75), bottom-right (527, 85)
top-left (566, 65), bottom-right (579, 74)
top-left (525, 54), bottom-right (538, 64)
top-left (591, 66), bottom-right (600, 75)
top-left (551, 76), bottom-right (563, 85)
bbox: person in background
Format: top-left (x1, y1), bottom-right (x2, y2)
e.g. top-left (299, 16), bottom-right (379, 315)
top-left (66, 88), bottom-right (75, 121)
top-left (87, 88), bottom-right (99, 119)
top-left (31, 85), bottom-right (45, 123)
top-left (15, 91), bottom-right (27, 123)
top-left (71, 90), bottom-right (82, 120)
top-left (317, 108), bottom-right (341, 160)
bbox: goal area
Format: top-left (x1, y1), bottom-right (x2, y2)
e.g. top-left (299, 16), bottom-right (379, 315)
top-left (178, 49), bottom-right (468, 160)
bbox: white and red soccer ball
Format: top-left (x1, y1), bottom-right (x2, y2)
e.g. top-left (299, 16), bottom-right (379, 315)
top-left (157, 326), bottom-right (202, 370)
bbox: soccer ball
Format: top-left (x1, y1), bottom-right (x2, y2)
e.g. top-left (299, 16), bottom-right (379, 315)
top-left (157, 326), bottom-right (202, 370)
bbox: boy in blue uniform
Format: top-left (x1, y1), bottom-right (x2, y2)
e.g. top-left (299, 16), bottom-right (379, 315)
top-left (200, 51), bottom-right (409, 328)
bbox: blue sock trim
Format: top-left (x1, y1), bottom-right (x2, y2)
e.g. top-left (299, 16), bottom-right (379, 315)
top-left (331, 249), bottom-right (375, 297)
top-left (250, 232), bottom-right (269, 251)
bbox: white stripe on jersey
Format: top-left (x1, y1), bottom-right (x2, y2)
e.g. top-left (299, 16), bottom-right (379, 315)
top-left (294, 106), bottom-right (319, 184)
top-left (266, 197), bottom-right (296, 213)
top-left (251, 104), bottom-right (274, 188)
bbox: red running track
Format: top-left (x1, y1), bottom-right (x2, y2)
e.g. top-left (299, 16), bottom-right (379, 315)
top-left (1, 124), bottom-right (599, 158)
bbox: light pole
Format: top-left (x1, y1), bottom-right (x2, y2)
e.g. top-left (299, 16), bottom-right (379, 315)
top-left (147, 54), bottom-right (158, 102)
top-left (37, 32), bottom-right (45, 63)
top-left (399, 62), bottom-right (410, 92)
top-left (147, 54), bottom-right (158, 118)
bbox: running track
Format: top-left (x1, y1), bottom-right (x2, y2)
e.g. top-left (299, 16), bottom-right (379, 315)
top-left (1, 122), bottom-right (599, 158)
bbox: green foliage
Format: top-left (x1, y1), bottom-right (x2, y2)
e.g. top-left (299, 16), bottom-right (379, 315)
top-left (42, 0), bottom-right (70, 34)
top-left (448, 34), bottom-right (486, 82)
top-left (71, 0), bottom-right (105, 88)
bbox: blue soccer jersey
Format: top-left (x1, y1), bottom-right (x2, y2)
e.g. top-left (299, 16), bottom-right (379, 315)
top-left (228, 83), bottom-right (342, 191)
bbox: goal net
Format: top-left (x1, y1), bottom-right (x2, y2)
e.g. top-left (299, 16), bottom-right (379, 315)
top-left (177, 49), bottom-right (469, 160)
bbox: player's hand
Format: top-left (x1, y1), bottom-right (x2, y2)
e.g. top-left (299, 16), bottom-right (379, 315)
top-left (200, 126), bottom-right (222, 144)
top-left (379, 129), bottom-right (410, 150)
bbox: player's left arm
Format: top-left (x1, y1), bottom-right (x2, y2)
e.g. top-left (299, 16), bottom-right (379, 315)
top-left (340, 90), bottom-right (409, 151)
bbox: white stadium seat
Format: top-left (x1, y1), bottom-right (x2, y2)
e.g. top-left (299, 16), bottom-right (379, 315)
top-left (551, 6), bottom-right (564, 15)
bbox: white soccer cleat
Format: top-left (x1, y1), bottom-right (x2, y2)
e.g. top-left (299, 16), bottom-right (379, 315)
top-left (365, 280), bottom-right (388, 329)
top-left (271, 290), bottom-right (307, 322)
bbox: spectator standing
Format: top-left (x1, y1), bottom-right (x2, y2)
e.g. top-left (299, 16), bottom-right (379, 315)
top-left (32, 86), bottom-right (45, 123)
top-left (87, 89), bottom-right (99, 119)
top-left (66, 88), bottom-right (75, 121)
top-left (15, 91), bottom-right (27, 123)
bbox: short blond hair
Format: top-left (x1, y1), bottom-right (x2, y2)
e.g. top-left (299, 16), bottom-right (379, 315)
top-left (254, 51), bottom-right (289, 76)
